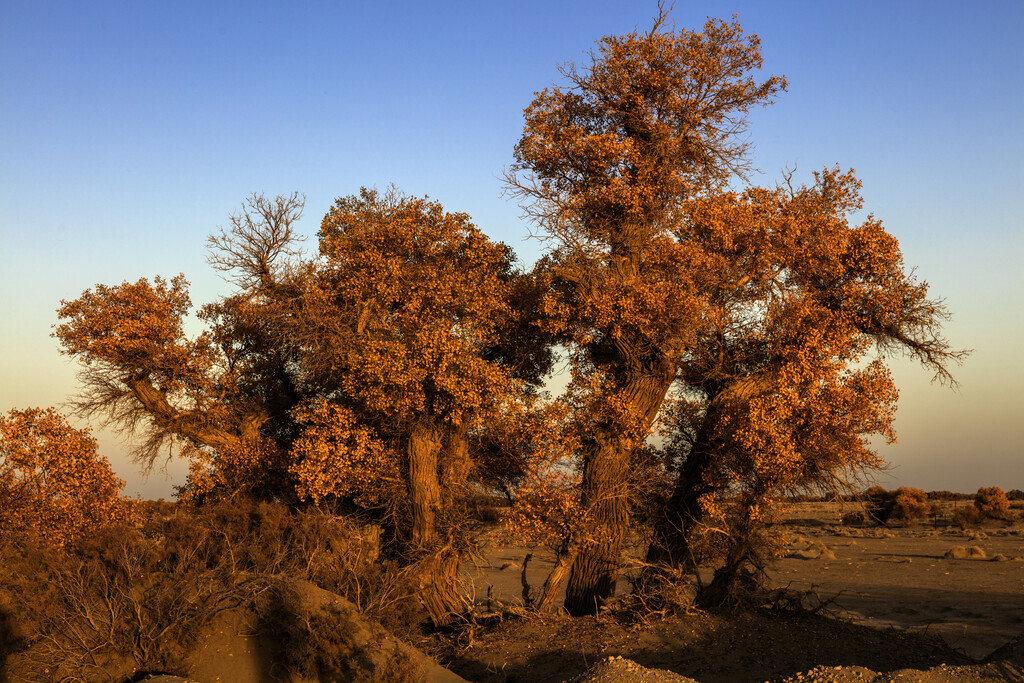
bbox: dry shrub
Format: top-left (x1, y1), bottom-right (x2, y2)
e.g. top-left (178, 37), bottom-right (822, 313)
top-left (841, 510), bottom-right (866, 526)
top-left (624, 563), bottom-right (698, 618)
top-left (156, 499), bottom-right (422, 635)
top-left (3, 523), bottom-right (254, 683)
top-left (863, 486), bottom-right (928, 525)
top-left (944, 545), bottom-right (986, 560)
top-left (892, 487), bottom-right (929, 523)
top-left (974, 486), bottom-right (1011, 520)
top-left (785, 541), bottom-right (835, 561)
top-left (953, 506), bottom-right (982, 527)
top-left (863, 486), bottom-right (895, 524)
top-left (1, 500), bottom-right (423, 682)
top-left (0, 530), bottom-right (63, 675)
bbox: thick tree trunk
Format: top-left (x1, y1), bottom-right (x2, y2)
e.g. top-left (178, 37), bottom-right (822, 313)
top-left (408, 420), bottom-right (444, 546)
top-left (563, 436), bottom-right (631, 616)
top-left (407, 420), bottom-right (469, 626)
top-left (441, 422), bottom-right (471, 510)
top-left (128, 376), bottom-right (263, 454)
top-left (417, 546), bottom-right (465, 627)
top-left (563, 368), bottom-right (675, 616)
top-left (645, 378), bottom-right (764, 573)
top-left (644, 434), bottom-right (715, 570)
top-left (536, 544), bottom-right (577, 613)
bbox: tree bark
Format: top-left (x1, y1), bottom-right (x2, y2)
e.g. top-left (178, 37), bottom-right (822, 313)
top-left (417, 545), bottom-right (465, 627)
top-left (563, 367), bottom-right (675, 615)
top-left (407, 420), bottom-right (469, 626)
top-left (441, 422), bottom-right (471, 510)
top-left (644, 433), bottom-right (715, 570)
top-left (536, 544), bottom-right (578, 614)
top-left (408, 420), bottom-right (444, 546)
top-left (127, 377), bottom-right (248, 453)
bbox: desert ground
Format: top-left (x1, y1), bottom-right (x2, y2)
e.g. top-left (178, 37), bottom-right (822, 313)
top-left (6, 501), bottom-right (1023, 682)
top-left (438, 501), bottom-right (1024, 682)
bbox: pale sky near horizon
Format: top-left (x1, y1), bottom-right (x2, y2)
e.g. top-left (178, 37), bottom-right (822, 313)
top-left (2, 1), bottom-right (1021, 498)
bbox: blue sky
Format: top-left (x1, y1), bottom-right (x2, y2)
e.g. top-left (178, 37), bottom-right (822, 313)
top-left (2, 1), bottom-right (1021, 497)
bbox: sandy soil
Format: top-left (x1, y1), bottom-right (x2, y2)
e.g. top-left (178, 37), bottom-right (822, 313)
top-left (443, 502), bottom-right (1024, 682)
top-left (14, 503), bottom-right (1021, 682)
top-left (769, 526), bottom-right (1024, 659)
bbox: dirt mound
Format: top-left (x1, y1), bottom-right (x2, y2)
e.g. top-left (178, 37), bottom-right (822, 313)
top-left (4, 579), bottom-right (465, 683)
top-left (188, 579), bottom-right (466, 683)
top-left (984, 635), bottom-right (1024, 666)
top-left (571, 656), bottom-right (699, 682)
top-left (943, 545), bottom-right (987, 559)
top-left (786, 541), bottom-right (836, 560)
top-left (776, 661), bottom-right (1023, 682)
top-left (434, 608), bottom-right (987, 683)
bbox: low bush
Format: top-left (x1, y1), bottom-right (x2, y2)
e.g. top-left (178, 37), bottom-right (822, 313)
top-left (863, 486), bottom-right (928, 524)
top-left (892, 487), bottom-right (929, 523)
top-left (841, 510), bottom-right (866, 526)
top-left (863, 486), bottom-right (895, 524)
top-left (1, 500), bottom-right (424, 681)
top-left (2, 523), bottom-right (254, 682)
top-left (974, 486), bottom-right (1011, 520)
top-left (953, 506), bottom-right (981, 527)
top-left (171, 499), bottom-right (420, 629)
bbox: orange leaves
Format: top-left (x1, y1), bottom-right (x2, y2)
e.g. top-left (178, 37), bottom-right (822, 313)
top-left (56, 274), bottom-right (192, 368)
top-left (500, 397), bottom-right (586, 549)
top-left (311, 188), bottom-right (520, 427)
top-left (289, 400), bottom-right (402, 509)
top-left (509, 15), bottom-right (786, 250)
top-left (54, 274), bottom-right (217, 400)
top-left (175, 437), bottom-right (286, 505)
top-left (0, 407), bottom-right (128, 547)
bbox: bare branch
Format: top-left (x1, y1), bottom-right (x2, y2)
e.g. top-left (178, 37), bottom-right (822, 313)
top-left (207, 192), bottom-right (306, 291)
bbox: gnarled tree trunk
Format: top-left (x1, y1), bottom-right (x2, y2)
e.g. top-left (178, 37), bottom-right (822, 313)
top-left (645, 378), bottom-right (767, 575)
top-left (407, 419), bottom-right (469, 626)
top-left (408, 421), bottom-right (444, 546)
top-left (416, 545), bottom-right (465, 627)
top-left (563, 367), bottom-right (675, 615)
top-left (644, 431), bottom-right (716, 571)
top-left (536, 544), bottom-right (577, 613)
top-left (441, 422), bottom-right (471, 510)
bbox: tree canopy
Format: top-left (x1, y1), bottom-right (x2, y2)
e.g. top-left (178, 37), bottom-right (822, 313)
top-left (0, 407), bottom-right (128, 547)
top-left (49, 8), bottom-right (963, 622)
top-left (505, 12), bottom-right (962, 613)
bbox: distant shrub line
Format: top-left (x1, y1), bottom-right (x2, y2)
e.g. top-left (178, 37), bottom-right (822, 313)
top-left (785, 487), bottom-right (1023, 504)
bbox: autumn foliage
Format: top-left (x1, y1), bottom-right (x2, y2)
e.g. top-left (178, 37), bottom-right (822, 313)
top-left (974, 486), bottom-right (1010, 520)
top-left (38, 7), bottom-right (965, 624)
top-left (0, 407), bottom-right (128, 547)
top-left (502, 8), bottom-right (965, 612)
